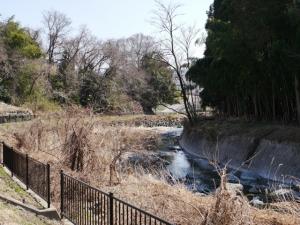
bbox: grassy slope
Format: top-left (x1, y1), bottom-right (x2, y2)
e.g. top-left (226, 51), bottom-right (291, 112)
top-left (0, 166), bottom-right (42, 209)
top-left (0, 167), bottom-right (61, 225)
top-left (0, 201), bottom-right (57, 225)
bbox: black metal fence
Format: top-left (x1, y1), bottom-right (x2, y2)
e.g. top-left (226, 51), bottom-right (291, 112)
top-left (2, 143), bottom-right (51, 207)
top-left (1, 142), bottom-right (173, 224)
top-left (61, 171), bottom-right (173, 225)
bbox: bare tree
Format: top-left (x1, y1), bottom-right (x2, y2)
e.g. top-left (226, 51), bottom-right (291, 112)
top-left (26, 28), bottom-right (42, 44)
top-left (101, 36), bottom-right (156, 104)
top-left (77, 33), bottom-right (108, 75)
top-left (152, 1), bottom-right (202, 123)
top-left (179, 25), bottom-right (200, 68)
top-left (62, 26), bottom-right (88, 65)
top-left (58, 26), bottom-right (89, 90)
top-left (103, 34), bottom-right (156, 72)
top-left (54, 26), bottom-right (109, 93)
top-left (101, 38), bottom-right (145, 100)
top-left (43, 10), bottom-right (71, 64)
top-left (127, 33), bottom-right (156, 69)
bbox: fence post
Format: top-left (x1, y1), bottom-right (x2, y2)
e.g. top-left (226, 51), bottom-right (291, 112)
top-left (109, 192), bottom-right (114, 225)
top-left (11, 148), bottom-right (14, 177)
top-left (60, 170), bottom-right (64, 218)
top-left (26, 154), bottom-right (29, 190)
top-left (0, 141), bottom-right (3, 165)
top-left (47, 164), bottom-right (50, 208)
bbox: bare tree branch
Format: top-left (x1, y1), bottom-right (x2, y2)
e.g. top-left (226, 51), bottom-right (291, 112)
top-left (152, 1), bottom-right (202, 123)
top-left (43, 10), bottom-right (71, 64)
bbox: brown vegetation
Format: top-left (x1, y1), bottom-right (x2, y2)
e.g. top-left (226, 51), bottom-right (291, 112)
top-left (0, 113), bottom-right (299, 225)
top-left (202, 171), bottom-right (253, 225)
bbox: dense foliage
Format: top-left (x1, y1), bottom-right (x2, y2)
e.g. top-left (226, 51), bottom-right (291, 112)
top-left (132, 52), bottom-right (178, 114)
top-left (188, 0), bottom-right (300, 122)
top-left (0, 18), bottom-right (47, 106)
top-left (0, 14), bottom-right (177, 113)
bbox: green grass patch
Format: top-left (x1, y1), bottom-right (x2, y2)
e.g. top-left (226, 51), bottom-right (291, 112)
top-left (0, 166), bottom-right (28, 197)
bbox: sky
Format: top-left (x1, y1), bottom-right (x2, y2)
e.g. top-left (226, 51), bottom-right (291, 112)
top-left (0, 0), bottom-right (213, 55)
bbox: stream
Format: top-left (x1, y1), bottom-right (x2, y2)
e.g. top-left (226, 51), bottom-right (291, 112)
top-left (159, 128), bottom-right (219, 193)
top-left (156, 127), bottom-right (300, 203)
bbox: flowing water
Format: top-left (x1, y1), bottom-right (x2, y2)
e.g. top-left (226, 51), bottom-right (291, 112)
top-left (157, 128), bottom-right (220, 193)
top-left (157, 127), bottom-right (300, 202)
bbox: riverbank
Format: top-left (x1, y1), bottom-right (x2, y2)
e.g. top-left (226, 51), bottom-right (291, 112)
top-left (180, 120), bottom-right (300, 182)
top-left (180, 120), bottom-right (300, 202)
top-left (0, 114), bottom-right (299, 224)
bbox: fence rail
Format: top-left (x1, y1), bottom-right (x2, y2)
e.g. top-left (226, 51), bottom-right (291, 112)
top-left (61, 171), bottom-right (172, 225)
top-left (2, 143), bottom-right (50, 207)
top-left (1, 141), bottom-right (172, 224)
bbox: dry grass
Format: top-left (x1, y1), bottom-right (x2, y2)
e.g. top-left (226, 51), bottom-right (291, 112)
top-left (0, 112), bottom-right (299, 225)
top-left (101, 174), bottom-right (211, 225)
top-left (202, 171), bottom-right (254, 225)
top-left (4, 113), bottom-right (161, 206)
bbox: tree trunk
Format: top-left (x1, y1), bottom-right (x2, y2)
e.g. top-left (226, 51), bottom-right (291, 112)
top-left (142, 105), bottom-right (155, 115)
top-left (226, 98), bottom-right (230, 116)
top-left (295, 74), bottom-right (300, 124)
top-left (176, 71), bottom-right (194, 124)
top-left (272, 80), bottom-right (276, 121)
top-left (253, 92), bottom-right (258, 119)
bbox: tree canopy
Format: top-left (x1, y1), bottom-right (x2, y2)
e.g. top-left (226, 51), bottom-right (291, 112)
top-left (188, 0), bottom-right (300, 122)
top-left (0, 14), bottom-right (178, 114)
top-left (0, 18), bottom-right (45, 105)
top-left (137, 52), bottom-right (178, 114)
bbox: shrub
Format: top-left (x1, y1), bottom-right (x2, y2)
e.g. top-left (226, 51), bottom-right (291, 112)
top-left (23, 93), bottom-right (61, 113)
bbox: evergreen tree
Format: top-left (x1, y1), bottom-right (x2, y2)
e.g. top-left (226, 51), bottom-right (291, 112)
top-left (188, 0), bottom-right (300, 122)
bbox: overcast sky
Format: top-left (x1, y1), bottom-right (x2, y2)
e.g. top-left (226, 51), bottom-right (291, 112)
top-left (1, 0), bottom-right (213, 56)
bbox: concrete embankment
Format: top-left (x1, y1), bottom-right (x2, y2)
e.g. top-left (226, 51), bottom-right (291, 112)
top-left (180, 121), bottom-right (300, 182)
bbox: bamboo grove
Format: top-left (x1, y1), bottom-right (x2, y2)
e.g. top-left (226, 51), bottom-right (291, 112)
top-left (187, 0), bottom-right (300, 122)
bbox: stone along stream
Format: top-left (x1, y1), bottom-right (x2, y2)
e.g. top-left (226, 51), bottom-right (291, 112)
top-left (130, 127), bottom-right (300, 205)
